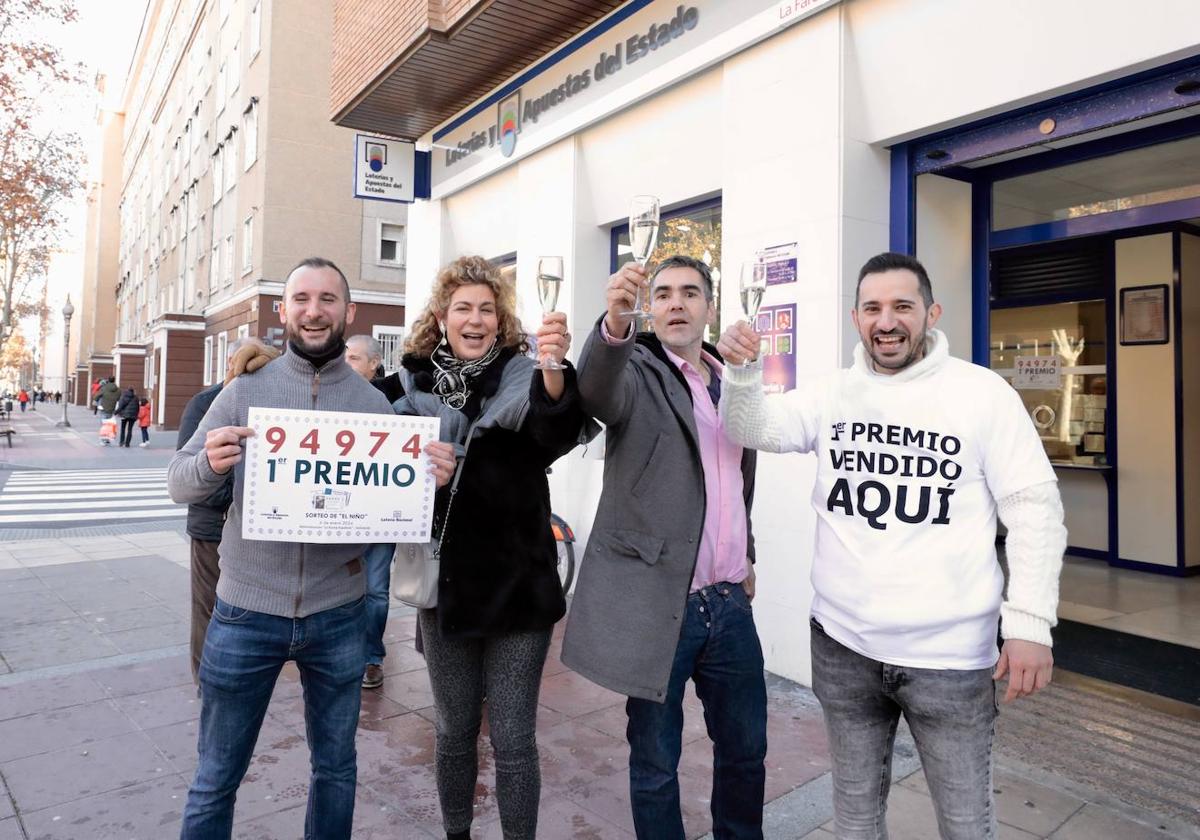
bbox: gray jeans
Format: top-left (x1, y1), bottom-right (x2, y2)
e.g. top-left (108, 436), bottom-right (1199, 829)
top-left (810, 619), bottom-right (998, 840)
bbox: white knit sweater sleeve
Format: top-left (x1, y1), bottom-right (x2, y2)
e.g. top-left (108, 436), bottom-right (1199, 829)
top-left (996, 480), bottom-right (1066, 647)
top-left (719, 363), bottom-right (792, 453)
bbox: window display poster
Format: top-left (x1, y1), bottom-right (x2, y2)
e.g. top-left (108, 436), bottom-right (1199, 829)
top-left (757, 242), bottom-right (798, 286)
top-left (242, 408), bottom-right (439, 544)
top-left (756, 303), bottom-right (796, 393)
top-left (1013, 355), bottom-right (1061, 390)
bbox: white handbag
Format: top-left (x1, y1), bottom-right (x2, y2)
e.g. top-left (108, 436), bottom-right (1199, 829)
top-left (390, 429), bottom-right (472, 609)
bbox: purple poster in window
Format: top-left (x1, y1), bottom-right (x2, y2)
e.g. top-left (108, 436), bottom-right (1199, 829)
top-left (758, 242), bottom-right (797, 286)
top-left (757, 303), bottom-right (795, 394)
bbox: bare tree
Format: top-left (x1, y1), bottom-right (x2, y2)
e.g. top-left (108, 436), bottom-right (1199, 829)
top-left (0, 0), bottom-right (85, 349)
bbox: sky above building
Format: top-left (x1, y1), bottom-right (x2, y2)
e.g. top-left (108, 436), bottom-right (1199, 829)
top-left (20, 1), bottom-right (146, 385)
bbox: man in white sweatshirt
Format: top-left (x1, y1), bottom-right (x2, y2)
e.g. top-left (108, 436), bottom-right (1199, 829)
top-left (716, 252), bottom-right (1066, 840)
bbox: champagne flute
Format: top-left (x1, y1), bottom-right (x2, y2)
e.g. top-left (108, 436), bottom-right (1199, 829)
top-left (535, 256), bottom-right (565, 370)
top-left (622, 195), bottom-right (660, 323)
top-left (739, 259), bottom-right (767, 367)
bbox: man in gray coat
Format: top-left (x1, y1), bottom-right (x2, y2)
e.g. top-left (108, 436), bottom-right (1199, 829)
top-left (564, 255), bottom-right (766, 839)
top-left (169, 257), bottom-right (456, 839)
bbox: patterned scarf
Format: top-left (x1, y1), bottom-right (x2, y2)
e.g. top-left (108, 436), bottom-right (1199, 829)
top-left (431, 340), bottom-right (503, 410)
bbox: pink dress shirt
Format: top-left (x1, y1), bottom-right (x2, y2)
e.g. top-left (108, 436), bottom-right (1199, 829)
top-left (600, 322), bottom-right (750, 591)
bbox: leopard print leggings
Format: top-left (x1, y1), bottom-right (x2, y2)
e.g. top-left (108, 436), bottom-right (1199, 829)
top-left (418, 610), bottom-right (552, 839)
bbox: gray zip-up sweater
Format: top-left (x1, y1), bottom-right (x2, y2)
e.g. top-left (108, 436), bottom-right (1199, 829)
top-left (168, 351), bottom-right (394, 617)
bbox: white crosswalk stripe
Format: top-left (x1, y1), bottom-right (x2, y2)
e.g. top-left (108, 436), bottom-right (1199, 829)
top-left (0, 468), bottom-right (185, 526)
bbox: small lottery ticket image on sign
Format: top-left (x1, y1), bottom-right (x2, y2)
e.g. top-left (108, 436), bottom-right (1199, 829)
top-left (242, 408), bottom-right (440, 544)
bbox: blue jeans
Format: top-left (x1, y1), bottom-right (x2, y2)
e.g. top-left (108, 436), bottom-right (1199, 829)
top-left (810, 618), bottom-right (998, 840)
top-left (180, 596), bottom-right (367, 840)
top-left (627, 583), bottom-right (767, 840)
top-left (363, 543), bottom-right (395, 667)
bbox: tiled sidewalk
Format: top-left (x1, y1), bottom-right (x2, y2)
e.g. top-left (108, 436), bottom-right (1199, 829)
top-left (0, 530), bottom-right (1196, 839)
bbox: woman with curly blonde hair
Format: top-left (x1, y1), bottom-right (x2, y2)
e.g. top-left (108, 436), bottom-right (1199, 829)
top-left (391, 254), bottom-right (595, 840)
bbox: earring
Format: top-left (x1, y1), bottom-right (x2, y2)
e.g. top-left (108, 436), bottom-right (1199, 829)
top-left (438, 321), bottom-right (448, 347)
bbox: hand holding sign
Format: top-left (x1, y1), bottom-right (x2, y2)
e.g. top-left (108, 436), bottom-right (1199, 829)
top-left (425, 440), bottom-right (456, 487)
top-left (206, 426), bottom-right (256, 474)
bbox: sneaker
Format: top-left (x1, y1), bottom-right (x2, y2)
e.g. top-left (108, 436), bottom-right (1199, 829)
top-left (361, 663), bottom-right (384, 689)
top-left (139, 442), bottom-right (149, 447)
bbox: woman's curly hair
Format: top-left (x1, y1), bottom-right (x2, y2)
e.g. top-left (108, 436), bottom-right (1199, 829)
top-left (405, 256), bottom-right (530, 358)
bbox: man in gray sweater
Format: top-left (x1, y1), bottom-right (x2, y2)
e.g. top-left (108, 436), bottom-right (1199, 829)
top-left (169, 257), bottom-right (456, 839)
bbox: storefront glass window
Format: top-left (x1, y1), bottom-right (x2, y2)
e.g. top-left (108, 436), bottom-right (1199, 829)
top-left (614, 201), bottom-right (723, 340)
top-left (992, 135), bottom-right (1200, 231)
top-left (989, 300), bottom-right (1108, 465)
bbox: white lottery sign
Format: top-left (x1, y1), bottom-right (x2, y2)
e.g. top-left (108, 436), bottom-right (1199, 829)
top-left (242, 408), bottom-right (439, 544)
top-left (1013, 356), bottom-right (1061, 390)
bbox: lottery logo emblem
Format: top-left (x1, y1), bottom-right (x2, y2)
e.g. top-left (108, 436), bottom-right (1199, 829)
top-left (365, 142), bottom-right (386, 173)
top-left (497, 92), bottom-right (521, 158)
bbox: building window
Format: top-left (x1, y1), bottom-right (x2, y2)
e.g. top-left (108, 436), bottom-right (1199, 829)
top-left (242, 214), bottom-right (254, 274)
top-left (217, 332), bottom-right (228, 382)
top-left (203, 335), bottom-right (214, 386)
top-left (373, 326), bottom-right (405, 374)
top-left (209, 242), bottom-right (220, 292)
top-left (223, 136), bottom-right (237, 192)
top-left (378, 222), bottom-right (405, 266)
top-left (216, 61), bottom-right (226, 112)
top-left (228, 41), bottom-right (241, 95)
top-left (223, 234), bottom-right (234, 286)
top-left (212, 146), bottom-right (223, 206)
top-left (250, 1), bottom-right (262, 56)
top-left (612, 197), bottom-right (723, 339)
top-left (237, 323), bottom-right (250, 340)
top-left (242, 103), bottom-right (257, 169)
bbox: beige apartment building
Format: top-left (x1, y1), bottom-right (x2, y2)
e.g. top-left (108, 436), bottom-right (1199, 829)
top-left (86, 0), bottom-right (408, 428)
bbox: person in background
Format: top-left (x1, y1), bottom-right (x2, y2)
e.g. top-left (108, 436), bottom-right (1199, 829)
top-left (115, 386), bottom-right (139, 448)
top-left (16, 388), bottom-right (27, 412)
top-left (137, 397), bottom-right (152, 447)
top-left (175, 337), bottom-right (279, 684)
top-left (344, 333), bottom-right (398, 690)
top-left (392, 255), bottom-right (593, 840)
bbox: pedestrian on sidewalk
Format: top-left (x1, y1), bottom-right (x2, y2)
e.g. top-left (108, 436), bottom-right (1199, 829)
top-left (175, 336), bottom-right (278, 685)
top-left (116, 386), bottom-right (139, 448)
top-left (717, 251), bottom-right (1067, 840)
top-left (17, 389), bottom-right (27, 412)
top-left (343, 334), bottom-right (396, 691)
top-left (91, 379), bottom-right (101, 414)
top-left (97, 378), bottom-right (119, 421)
top-left (169, 257), bottom-right (455, 840)
top-left (137, 398), bottom-right (152, 446)
top-left (563, 255), bottom-right (767, 840)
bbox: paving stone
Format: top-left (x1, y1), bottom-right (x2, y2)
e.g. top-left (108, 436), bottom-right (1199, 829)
top-left (0, 818), bottom-right (22, 840)
top-left (90, 653), bottom-right (193, 697)
top-left (538, 719), bottom-right (629, 793)
top-left (143, 718), bottom-right (201, 776)
top-left (0, 618), bottom-right (120, 671)
top-left (0, 775), bottom-right (12, 820)
top-left (0, 672), bottom-right (108, 720)
top-left (111, 684), bottom-right (202, 730)
top-left (19, 773), bottom-right (188, 840)
top-left (0, 698), bottom-right (136, 762)
top-left (2, 730), bottom-right (173, 812)
top-left (379, 668), bottom-right (435, 712)
top-left (482, 796), bottom-right (634, 839)
top-left (1048, 803), bottom-right (1183, 839)
top-left (102, 621), bottom-right (190, 655)
top-left (78, 604), bottom-right (182, 633)
top-left (354, 711), bottom-right (437, 784)
top-left (538, 669), bottom-right (625, 718)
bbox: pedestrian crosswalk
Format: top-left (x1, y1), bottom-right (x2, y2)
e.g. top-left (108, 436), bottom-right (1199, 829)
top-left (0, 468), bottom-right (185, 526)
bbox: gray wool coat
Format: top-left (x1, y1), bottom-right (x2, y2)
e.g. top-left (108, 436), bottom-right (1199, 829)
top-left (562, 317), bottom-right (756, 702)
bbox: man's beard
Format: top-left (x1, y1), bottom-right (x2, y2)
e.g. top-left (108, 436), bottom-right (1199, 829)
top-left (287, 318), bottom-right (346, 356)
top-left (865, 325), bottom-right (929, 372)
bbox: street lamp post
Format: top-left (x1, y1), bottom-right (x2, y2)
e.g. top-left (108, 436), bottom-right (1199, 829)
top-left (56, 296), bottom-right (74, 428)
